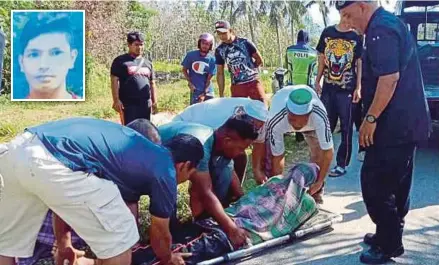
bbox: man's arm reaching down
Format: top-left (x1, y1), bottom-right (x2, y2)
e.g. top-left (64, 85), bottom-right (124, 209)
top-left (191, 171), bottom-right (247, 248)
top-left (252, 142), bottom-right (267, 184)
top-left (150, 216), bottom-right (191, 265)
top-left (271, 154), bottom-right (285, 176)
top-left (110, 75), bottom-right (123, 113)
top-left (216, 65), bottom-right (225, 97)
top-left (150, 216), bottom-right (172, 263)
top-left (53, 214), bottom-right (85, 265)
top-left (229, 171), bottom-right (244, 201)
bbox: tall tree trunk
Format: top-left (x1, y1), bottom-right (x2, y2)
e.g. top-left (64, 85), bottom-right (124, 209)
top-left (319, 2), bottom-right (328, 27)
top-left (220, 2), bottom-right (228, 19)
top-left (247, 1), bottom-right (256, 45)
top-left (321, 9), bottom-right (328, 27)
top-left (275, 19), bottom-right (282, 67)
top-left (290, 18), bottom-right (295, 44)
top-left (229, 1), bottom-right (234, 25)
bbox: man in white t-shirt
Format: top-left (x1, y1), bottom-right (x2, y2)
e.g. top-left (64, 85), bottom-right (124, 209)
top-left (173, 98), bottom-right (268, 189)
top-left (252, 85), bottom-right (334, 203)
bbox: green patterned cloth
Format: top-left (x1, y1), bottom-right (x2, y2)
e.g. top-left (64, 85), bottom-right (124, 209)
top-left (225, 163), bottom-right (318, 244)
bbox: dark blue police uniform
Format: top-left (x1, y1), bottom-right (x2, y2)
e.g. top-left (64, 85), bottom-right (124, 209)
top-left (361, 6), bottom-right (431, 255)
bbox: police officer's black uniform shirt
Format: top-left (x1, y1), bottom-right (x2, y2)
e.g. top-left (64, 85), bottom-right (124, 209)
top-left (362, 7), bottom-right (431, 147)
top-left (316, 26), bottom-right (363, 92)
top-left (111, 54), bottom-right (155, 104)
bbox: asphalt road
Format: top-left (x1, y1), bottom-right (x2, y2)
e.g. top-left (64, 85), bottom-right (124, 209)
top-left (232, 129), bottom-right (439, 265)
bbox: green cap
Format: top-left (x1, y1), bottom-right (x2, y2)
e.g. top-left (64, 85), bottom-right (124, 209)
top-left (286, 88), bottom-right (313, 115)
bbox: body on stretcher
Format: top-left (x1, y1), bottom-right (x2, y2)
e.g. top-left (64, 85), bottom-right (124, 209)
top-left (133, 163), bottom-right (342, 265)
top-left (131, 209), bottom-right (342, 265)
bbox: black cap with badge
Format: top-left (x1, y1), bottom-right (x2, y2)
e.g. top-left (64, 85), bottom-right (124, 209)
top-left (335, 1), bottom-right (356, 11)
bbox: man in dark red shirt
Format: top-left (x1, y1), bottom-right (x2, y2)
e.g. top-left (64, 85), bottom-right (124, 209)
top-left (110, 31), bottom-right (158, 124)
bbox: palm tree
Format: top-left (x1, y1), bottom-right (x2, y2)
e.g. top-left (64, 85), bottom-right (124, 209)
top-left (267, 0), bottom-right (286, 66)
top-left (231, 0), bottom-right (258, 44)
top-left (305, 0), bottom-right (336, 27)
top-left (286, 1), bottom-right (307, 44)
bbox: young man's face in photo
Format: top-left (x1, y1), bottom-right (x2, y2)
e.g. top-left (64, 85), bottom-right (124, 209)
top-left (19, 32), bottom-right (78, 93)
top-left (128, 40), bottom-right (144, 56)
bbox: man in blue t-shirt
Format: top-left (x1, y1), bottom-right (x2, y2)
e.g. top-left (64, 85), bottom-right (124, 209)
top-left (0, 117), bottom-right (204, 265)
top-left (16, 119), bottom-right (162, 265)
top-left (337, 1), bottom-right (431, 264)
top-left (182, 33), bottom-right (217, 105)
top-left (159, 114), bottom-right (259, 250)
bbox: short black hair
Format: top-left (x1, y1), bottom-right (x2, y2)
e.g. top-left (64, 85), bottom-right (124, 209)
top-left (126, 119), bottom-right (161, 144)
top-left (219, 114), bottom-right (258, 141)
top-left (127, 31), bottom-right (145, 44)
top-left (297, 30), bottom-right (309, 44)
top-left (163, 133), bottom-right (204, 169)
top-left (19, 13), bottom-right (74, 54)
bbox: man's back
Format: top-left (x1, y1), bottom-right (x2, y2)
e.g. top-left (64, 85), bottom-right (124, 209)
top-left (174, 97), bottom-right (256, 128)
top-left (27, 117), bottom-right (175, 203)
top-left (286, 43), bottom-right (317, 86)
top-left (159, 121), bottom-right (214, 172)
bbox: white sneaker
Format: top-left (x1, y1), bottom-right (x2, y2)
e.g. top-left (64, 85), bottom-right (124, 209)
top-left (329, 166), bottom-right (346, 177)
top-left (357, 151), bottom-right (365, 162)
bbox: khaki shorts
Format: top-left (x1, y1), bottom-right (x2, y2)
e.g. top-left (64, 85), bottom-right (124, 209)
top-left (0, 132), bottom-right (139, 259)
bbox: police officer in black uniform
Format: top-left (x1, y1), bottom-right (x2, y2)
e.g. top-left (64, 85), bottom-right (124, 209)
top-left (336, 1), bottom-right (431, 264)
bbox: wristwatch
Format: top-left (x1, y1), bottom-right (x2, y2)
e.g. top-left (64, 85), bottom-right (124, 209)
top-left (365, 114), bottom-right (377, 123)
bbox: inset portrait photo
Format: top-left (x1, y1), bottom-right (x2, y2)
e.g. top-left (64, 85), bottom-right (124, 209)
top-left (11, 10), bottom-right (85, 101)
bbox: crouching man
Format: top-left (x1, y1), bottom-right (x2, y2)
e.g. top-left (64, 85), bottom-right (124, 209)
top-left (159, 114), bottom-right (261, 249)
top-left (0, 117), bottom-right (203, 265)
top-left (252, 86), bottom-right (334, 204)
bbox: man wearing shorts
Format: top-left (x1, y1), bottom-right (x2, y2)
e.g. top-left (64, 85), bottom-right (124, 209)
top-left (0, 117), bottom-right (203, 265)
top-left (16, 119), bottom-right (162, 265)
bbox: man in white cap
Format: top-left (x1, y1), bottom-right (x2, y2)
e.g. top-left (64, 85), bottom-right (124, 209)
top-left (173, 97), bottom-right (268, 185)
top-left (252, 85), bottom-right (334, 203)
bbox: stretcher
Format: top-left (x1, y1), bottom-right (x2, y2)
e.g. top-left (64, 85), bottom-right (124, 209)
top-left (197, 208), bottom-right (342, 265)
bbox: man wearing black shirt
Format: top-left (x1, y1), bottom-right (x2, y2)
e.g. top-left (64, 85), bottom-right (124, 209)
top-left (315, 17), bottom-right (363, 177)
top-left (337, 1), bottom-right (431, 264)
top-left (111, 32), bottom-right (157, 124)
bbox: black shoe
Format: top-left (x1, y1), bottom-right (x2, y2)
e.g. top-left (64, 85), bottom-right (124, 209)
top-left (364, 233), bottom-right (377, 246)
top-left (360, 246), bottom-right (404, 264)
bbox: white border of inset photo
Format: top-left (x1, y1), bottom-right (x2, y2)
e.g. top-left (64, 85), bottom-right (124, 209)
top-left (11, 10), bottom-right (85, 102)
